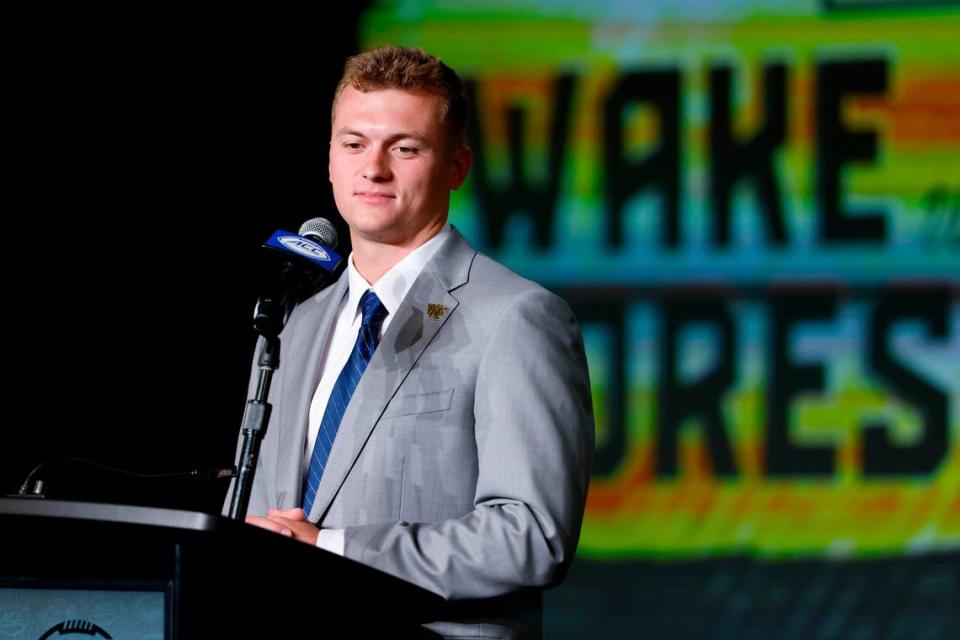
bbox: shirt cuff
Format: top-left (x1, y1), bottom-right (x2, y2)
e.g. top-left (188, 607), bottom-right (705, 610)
top-left (315, 528), bottom-right (345, 555)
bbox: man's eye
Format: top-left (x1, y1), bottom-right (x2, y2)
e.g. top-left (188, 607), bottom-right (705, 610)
top-left (395, 146), bottom-right (417, 155)
top-left (344, 142), bottom-right (363, 150)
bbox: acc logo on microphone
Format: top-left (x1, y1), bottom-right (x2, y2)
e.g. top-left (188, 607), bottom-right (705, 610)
top-left (278, 235), bottom-right (330, 261)
top-left (263, 229), bottom-right (341, 270)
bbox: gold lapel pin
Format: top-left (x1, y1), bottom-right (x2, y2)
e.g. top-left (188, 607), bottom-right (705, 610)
top-left (427, 303), bottom-right (448, 321)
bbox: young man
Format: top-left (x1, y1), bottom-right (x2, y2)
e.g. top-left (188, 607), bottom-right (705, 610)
top-left (235, 45), bottom-right (594, 638)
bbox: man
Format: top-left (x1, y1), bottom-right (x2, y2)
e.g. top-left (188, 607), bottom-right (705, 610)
top-left (231, 45), bottom-right (594, 638)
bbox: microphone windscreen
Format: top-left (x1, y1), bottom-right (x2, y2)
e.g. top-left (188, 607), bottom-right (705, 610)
top-left (298, 217), bottom-right (339, 249)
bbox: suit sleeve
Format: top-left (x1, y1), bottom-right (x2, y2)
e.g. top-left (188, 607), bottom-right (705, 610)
top-left (340, 288), bottom-right (595, 600)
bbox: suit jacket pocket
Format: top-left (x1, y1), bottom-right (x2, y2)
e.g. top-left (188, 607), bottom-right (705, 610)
top-left (383, 388), bottom-right (454, 419)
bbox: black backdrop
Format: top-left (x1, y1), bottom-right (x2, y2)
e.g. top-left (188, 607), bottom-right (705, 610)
top-left (3, 8), bottom-right (367, 510)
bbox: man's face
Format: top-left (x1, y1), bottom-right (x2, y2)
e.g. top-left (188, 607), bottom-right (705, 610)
top-left (329, 86), bottom-right (471, 247)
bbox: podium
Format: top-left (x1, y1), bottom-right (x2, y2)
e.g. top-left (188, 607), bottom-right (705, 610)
top-left (0, 498), bottom-right (445, 638)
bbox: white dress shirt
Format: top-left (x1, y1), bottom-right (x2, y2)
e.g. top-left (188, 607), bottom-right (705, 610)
top-left (308, 224), bottom-right (452, 554)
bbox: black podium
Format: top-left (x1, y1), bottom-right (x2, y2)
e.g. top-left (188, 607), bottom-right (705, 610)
top-left (0, 498), bottom-right (445, 638)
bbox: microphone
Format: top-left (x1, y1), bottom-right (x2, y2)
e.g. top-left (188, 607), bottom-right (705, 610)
top-left (231, 218), bottom-right (343, 519)
top-left (298, 217), bottom-right (338, 246)
top-left (253, 217), bottom-right (343, 338)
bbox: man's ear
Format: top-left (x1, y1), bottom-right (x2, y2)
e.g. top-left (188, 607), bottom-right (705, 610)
top-left (449, 146), bottom-right (472, 190)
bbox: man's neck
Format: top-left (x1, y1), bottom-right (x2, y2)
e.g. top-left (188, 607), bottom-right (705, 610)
top-left (350, 220), bottom-right (446, 284)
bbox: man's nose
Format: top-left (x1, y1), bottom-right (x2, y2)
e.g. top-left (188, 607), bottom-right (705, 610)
top-left (362, 147), bottom-right (391, 181)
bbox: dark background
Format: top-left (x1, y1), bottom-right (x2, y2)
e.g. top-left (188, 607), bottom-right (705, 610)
top-left (4, 8), bottom-right (368, 509)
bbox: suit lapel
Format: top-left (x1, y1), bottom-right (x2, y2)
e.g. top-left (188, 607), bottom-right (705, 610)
top-left (275, 275), bottom-right (349, 507)
top-left (308, 228), bottom-right (476, 522)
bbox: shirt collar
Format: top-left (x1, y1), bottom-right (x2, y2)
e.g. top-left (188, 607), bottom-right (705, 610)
top-left (344, 223), bottom-right (452, 320)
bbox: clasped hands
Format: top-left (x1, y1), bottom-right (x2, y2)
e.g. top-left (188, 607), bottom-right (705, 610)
top-left (246, 507), bottom-right (320, 545)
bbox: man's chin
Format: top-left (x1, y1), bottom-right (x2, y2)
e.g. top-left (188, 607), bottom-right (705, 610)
top-left (349, 225), bottom-right (406, 246)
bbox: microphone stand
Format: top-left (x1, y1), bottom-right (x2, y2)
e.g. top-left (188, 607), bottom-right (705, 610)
top-left (226, 269), bottom-right (296, 522)
top-left (228, 334), bottom-right (279, 521)
top-left (227, 252), bottom-right (340, 520)
top-left (227, 225), bottom-right (342, 521)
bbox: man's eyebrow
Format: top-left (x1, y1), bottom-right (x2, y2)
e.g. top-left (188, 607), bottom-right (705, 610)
top-left (333, 128), bottom-right (431, 146)
top-left (334, 128), bottom-right (368, 138)
top-left (385, 132), bottom-right (431, 145)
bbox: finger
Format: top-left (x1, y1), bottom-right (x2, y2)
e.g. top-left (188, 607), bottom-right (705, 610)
top-left (245, 515), bottom-right (293, 537)
top-left (270, 507), bottom-right (307, 521)
top-left (267, 507), bottom-right (307, 522)
top-left (265, 515), bottom-right (319, 545)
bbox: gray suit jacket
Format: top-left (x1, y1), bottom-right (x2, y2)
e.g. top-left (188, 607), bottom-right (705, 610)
top-left (229, 227), bottom-right (594, 638)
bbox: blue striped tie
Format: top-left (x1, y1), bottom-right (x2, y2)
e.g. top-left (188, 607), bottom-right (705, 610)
top-left (302, 290), bottom-right (388, 515)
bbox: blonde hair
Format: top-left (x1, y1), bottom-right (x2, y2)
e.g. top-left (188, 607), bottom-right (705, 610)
top-left (333, 45), bottom-right (468, 148)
